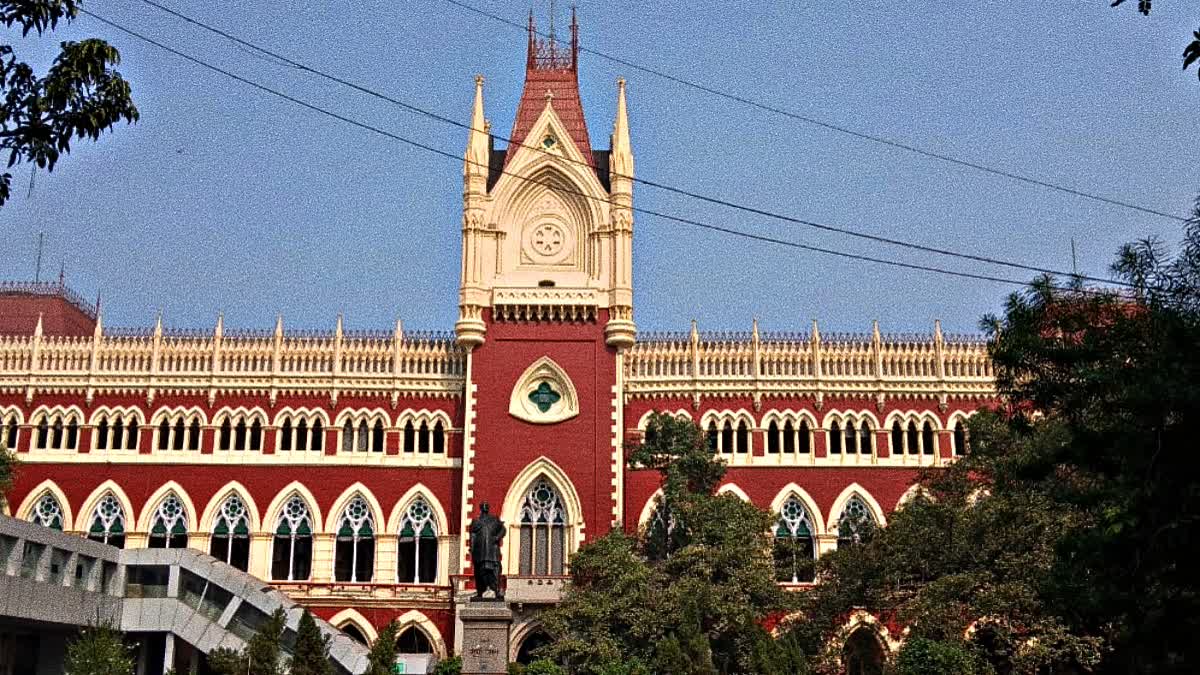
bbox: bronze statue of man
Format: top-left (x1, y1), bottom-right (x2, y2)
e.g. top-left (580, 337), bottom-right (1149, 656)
top-left (469, 502), bottom-right (506, 600)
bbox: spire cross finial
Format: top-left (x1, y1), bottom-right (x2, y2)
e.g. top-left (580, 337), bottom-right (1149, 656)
top-left (545, 89), bottom-right (555, 103)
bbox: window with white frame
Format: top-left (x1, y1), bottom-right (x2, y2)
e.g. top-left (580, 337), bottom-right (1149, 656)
top-left (836, 495), bottom-right (877, 549)
top-left (828, 415), bottom-right (874, 456)
top-left (341, 416), bottom-right (385, 453)
top-left (155, 410), bottom-right (203, 452)
top-left (210, 495), bottom-right (251, 571)
top-left (86, 493), bottom-right (126, 548)
top-left (519, 479), bottom-right (567, 576)
top-left (29, 493), bottom-right (64, 530)
top-left (93, 411), bottom-right (140, 451)
top-left (277, 413), bottom-right (324, 453)
top-left (334, 496), bottom-right (375, 582)
top-left (773, 496), bottom-right (816, 583)
top-left (148, 494), bottom-right (189, 549)
top-left (215, 411), bottom-right (264, 452)
top-left (953, 420), bottom-right (969, 456)
top-left (33, 409), bottom-right (80, 451)
top-left (1, 410), bottom-right (19, 450)
top-left (890, 418), bottom-right (937, 456)
top-left (397, 498), bottom-right (438, 583)
top-left (765, 416), bottom-right (812, 456)
top-left (271, 495), bottom-right (314, 581)
top-left (704, 414), bottom-right (752, 455)
top-left (401, 417), bottom-right (447, 455)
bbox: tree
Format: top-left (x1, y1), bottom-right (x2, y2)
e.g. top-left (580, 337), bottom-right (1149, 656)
top-left (538, 413), bottom-right (800, 675)
top-left (1109, 0), bottom-right (1199, 79)
top-left (291, 610), bottom-right (334, 675)
top-left (431, 656), bottom-right (462, 675)
top-left (0, 434), bottom-right (16, 509)
top-left (64, 621), bottom-right (135, 675)
top-left (361, 619), bottom-right (399, 675)
top-left (209, 607), bottom-right (287, 675)
top-left (0, 0), bottom-right (138, 206)
top-left (790, 197), bottom-right (1200, 674)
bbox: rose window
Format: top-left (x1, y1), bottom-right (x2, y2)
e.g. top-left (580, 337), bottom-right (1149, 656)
top-left (531, 223), bottom-right (565, 257)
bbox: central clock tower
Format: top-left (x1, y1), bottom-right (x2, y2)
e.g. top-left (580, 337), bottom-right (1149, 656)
top-left (453, 9), bottom-right (636, 602)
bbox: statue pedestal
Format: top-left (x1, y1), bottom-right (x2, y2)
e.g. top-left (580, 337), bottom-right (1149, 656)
top-left (460, 600), bottom-right (512, 674)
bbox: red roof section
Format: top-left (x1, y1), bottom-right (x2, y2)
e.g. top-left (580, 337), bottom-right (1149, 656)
top-left (503, 11), bottom-right (597, 171)
top-left (0, 281), bottom-right (97, 337)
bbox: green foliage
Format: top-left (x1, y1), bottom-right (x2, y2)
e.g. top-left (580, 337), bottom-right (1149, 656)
top-left (290, 610), bottom-right (334, 675)
top-left (362, 619), bottom-right (399, 675)
top-left (64, 621), bottom-right (135, 675)
top-left (792, 203), bottom-right (1200, 674)
top-left (0, 0), bottom-right (138, 206)
top-left (0, 433), bottom-right (16, 509)
top-left (431, 656), bottom-right (462, 675)
top-left (540, 413), bottom-right (800, 675)
top-left (895, 637), bottom-right (982, 675)
top-left (509, 660), bottom-right (565, 675)
top-left (208, 608), bottom-right (287, 675)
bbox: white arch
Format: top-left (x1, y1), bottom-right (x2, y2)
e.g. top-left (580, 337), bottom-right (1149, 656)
top-left (820, 408), bottom-right (881, 429)
top-left (262, 482), bottom-right (324, 534)
top-left (329, 608), bottom-right (378, 643)
top-left (136, 481), bottom-right (200, 533)
top-left (838, 609), bottom-right (902, 653)
top-left (508, 619), bottom-right (550, 664)
top-left (270, 406), bottom-right (331, 427)
top-left (387, 483), bottom-right (450, 536)
top-left (75, 481), bottom-right (135, 532)
top-left (716, 483), bottom-right (751, 502)
top-left (30, 404), bottom-right (85, 421)
top-left (395, 408), bottom-right (454, 429)
top-left (199, 481), bottom-right (262, 533)
top-left (394, 609), bottom-right (448, 658)
top-left (894, 483), bottom-right (931, 511)
top-left (636, 488), bottom-right (665, 529)
top-left (769, 484), bottom-right (826, 536)
top-left (827, 483), bottom-right (888, 532)
top-left (211, 406), bottom-right (269, 424)
top-left (87, 405), bottom-right (147, 426)
top-left (500, 456), bottom-right (586, 575)
top-left (760, 408), bottom-right (819, 427)
top-left (333, 407), bottom-right (391, 428)
top-left (699, 408), bottom-right (757, 428)
top-left (0, 405), bottom-right (25, 426)
top-left (883, 408), bottom-right (943, 430)
top-left (323, 482), bottom-right (386, 533)
top-left (14, 479), bottom-right (74, 531)
top-left (149, 406), bottom-right (208, 425)
top-left (635, 409), bottom-right (692, 430)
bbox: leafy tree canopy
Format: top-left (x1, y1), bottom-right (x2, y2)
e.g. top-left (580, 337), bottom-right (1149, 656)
top-left (291, 610), bottom-right (334, 675)
top-left (789, 198), bottom-right (1200, 674)
top-left (0, 433), bottom-right (16, 509)
top-left (362, 619), bottom-right (400, 675)
top-left (1, 0), bottom-right (138, 206)
top-left (538, 413), bottom-right (802, 675)
top-left (65, 621), bottom-right (135, 675)
top-left (209, 607), bottom-right (287, 675)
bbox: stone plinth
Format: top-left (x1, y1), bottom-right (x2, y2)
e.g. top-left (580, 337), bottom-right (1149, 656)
top-left (460, 600), bottom-right (512, 674)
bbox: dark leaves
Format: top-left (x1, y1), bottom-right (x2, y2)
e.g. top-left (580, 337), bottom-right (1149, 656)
top-left (0, 0), bottom-right (80, 36)
top-left (1185, 29), bottom-right (1200, 78)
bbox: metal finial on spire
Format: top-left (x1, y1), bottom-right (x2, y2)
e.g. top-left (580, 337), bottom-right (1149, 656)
top-left (549, 0), bottom-right (557, 44)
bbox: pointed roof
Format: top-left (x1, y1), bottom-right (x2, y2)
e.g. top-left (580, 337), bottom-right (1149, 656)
top-left (504, 9), bottom-right (595, 170)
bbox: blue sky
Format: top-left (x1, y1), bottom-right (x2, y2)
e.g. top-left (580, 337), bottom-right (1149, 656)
top-left (1, 0), bottom-right (1196, 335)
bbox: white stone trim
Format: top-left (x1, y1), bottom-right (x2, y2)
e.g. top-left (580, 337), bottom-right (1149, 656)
top-left (14, 479), bottom-right (74, 532)
top-left (508, 356), bottom-right (580, 425)
top-left (769, 484), bottom-right (826, 536)
top-left (827, 484), bottom-right (888, 532)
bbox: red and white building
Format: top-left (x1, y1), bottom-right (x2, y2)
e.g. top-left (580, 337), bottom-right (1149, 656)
top-left (0, 15), bottom-right (995, 668)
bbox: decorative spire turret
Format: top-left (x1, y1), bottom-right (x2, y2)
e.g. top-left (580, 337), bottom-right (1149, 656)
top-left (464, 74), bottom-right (488, 181)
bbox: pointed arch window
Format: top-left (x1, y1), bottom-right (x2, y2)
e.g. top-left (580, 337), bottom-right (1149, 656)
top-left (34, 411), bottom-right (79, 451)
top-left (342, 417), bottom-right (384, 453)
top-left (2, 411), bottom-right (18, 450)
top-left (87, 494), bottom-right (126, 548)
top-left (95, 413), bottom-right (138, 451)
top-left (774, 496), bottom-right (816, 583)
top-left (830, 421), bottom-right (843, 454)
top-left (271, 495), bottom-right (314, 581)
top-left (397, 498), bottom-right (438, 584)
top-left (906, 421), bottom-right (919, 455)
top-left (706, 421), bottom-right (718, 452)
top-left (953, 421), bottom-right (968, 456)
top-left (921, 421), bottom-right (935, 455)
top-left (767, 421), bottom-right (780, 454)
top-left (396, 626), bottom-right (434, 655)
top-left (149, 494), bottom-right (189, 549)
top-left (891, 421), bottom-right (903, 454)
top-left (859, 421), bottom-right (872, 455)
top-left (334, 496), bottom-right (375, 582)
top-left (519, 479), bottom-right (567, 576)
top-left (210, 496), bottom-right (251, 571)
top-left (844, 627), bottom-right (886, 675)
top-left (837, 496), bottom-right (877, 549)
top-left (30, 494), bottom-right (64, 530)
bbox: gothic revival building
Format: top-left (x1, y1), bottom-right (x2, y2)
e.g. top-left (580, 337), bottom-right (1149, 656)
top-left (0, 14), bottom-right (995, 671)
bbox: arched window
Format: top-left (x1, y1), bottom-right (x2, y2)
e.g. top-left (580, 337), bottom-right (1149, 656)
top-left (515, 631), bottom-right (553, 666)
top-left (87, 494), bottom-right (126, 548)
top-left (271, 495), bottom-right (313, 581)
top-left (706, 421), bottom-right (718, 452)
top-left (844, 420), bottom-right (858, 454)
top-left (798, 420), bottom-right (811, 453)
top-left (906, 421), bottom-right (919, 456)
top-left (830, 421), bottom-right (843, 454)
top-left (96, 418), bottom-right (108, 450)
top-left (432, 421), bottom-right (445, 454)
top-left (767, 421), bottom-right (780, 454)
top-left (340, 623), bottom-right (369, 645)
top-left (403, 421), bottom-right (416, 452)
top-left (219, 419), bottom-right (232, 451)
top-left (311, 419), bottom-right (323, 451)
top-left (172, 419), bottom-right (186, 450)
top-left (148, 494), bottom-right (188, 549)
top-left (210, 496), bottom-right (251, 571)
top-left (837, 496), bottom-right (876, 549)
top-left (396, 626), bottom-right (433, 655)
top-left (280, 419), bottom-right (293, 451)
top-left (843, 627), bottom-right (886, 675)
top-left (295, 419), bottom-right (308, 451)
top-left (785, 421), bottom-right (798, 454)
top-left (890, 421), bottom-right (903, 454)
top-left (859, 421), bottom-right (872, 455)
top-left (2, 412), bottom-right (18, 450)
top-left (921, 421), bottom-right (935, 455)
top-left (418, 422), bottom-right (430, 453)
top-left (519, 480), bottom-right (567, 575)
top-left (774, 496), bottom-right (815, 583)
top-left (334, 496), bottom-right (375, 582)
top-left (30, 493), bottom-right (64, 530)
top-left (34, 411), bottom-right (79, 451)
top-left (398, 499), bottom-right (438, 584)
top-left (235, 419), bottom-right (248, 450)
top-left (94, 413), bottom-right (139, 452)
top-left (372, 420), bottom-right (384, 453)
top-left (153, 410), bottom-right (203, 452)
top-left (187, 419), bottom-right (201, 450)
top-left (953, 421), bottom-right (968, 456)
top-left (735, 421), bottom-right (749, 454)
top-left (720, 420), bottom-right (734, 454)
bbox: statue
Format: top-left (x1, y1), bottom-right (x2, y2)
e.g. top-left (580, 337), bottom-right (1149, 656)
top-left (469, 502), bottom-right (506, 600)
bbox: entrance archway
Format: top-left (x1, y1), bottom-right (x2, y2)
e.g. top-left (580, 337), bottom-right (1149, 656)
top-left (843, 627), bottom-right (885, 675)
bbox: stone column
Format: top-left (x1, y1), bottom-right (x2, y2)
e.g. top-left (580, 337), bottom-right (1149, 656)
top-left (459, 601), bottom-right (512, 675)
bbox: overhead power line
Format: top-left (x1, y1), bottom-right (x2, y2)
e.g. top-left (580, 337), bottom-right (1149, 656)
top-left (83, 9), bottom-right (1137, 296)
top-left (437, 0), bottom-right (1189, 225)
top-left (121, 0), bottom-right (1138, 290)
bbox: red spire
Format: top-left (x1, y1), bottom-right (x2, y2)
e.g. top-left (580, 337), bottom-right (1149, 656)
top-left (506, 5), bottom-right (594, 169)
